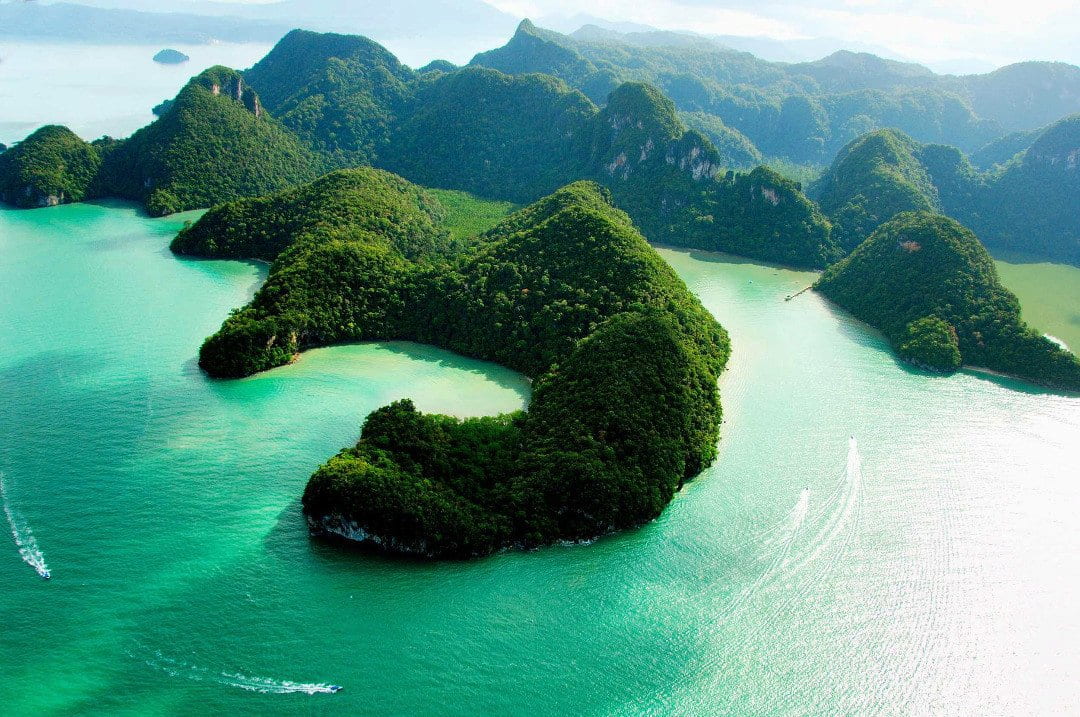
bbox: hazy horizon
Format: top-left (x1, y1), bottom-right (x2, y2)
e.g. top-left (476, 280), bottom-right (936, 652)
top-left (13, 0), bottom-right (1079, 72)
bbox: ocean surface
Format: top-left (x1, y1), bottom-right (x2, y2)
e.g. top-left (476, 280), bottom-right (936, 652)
top-left (0, 42), bottom-right (273, 146)
top-left (1, 202), bottom-right (1077, 714)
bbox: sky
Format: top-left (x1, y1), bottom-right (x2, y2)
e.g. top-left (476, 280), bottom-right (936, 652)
top-left (485, 0), bottom-right (1080, 69)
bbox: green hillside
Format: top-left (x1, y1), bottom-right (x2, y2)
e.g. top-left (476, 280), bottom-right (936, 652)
top-left (470, 21), bottom-right (1080, 165)
top-left (0, 125), bottom-right (102, 208)
top-left (96, 66), bottom-right (325, 216)
top-left (244, 29), bottom-right (416, 167)
top-left (812, 123), bottom-right (1078, 264)
top-left (816, 212), bottom-right (1080, 390)
top-left (174, 174), bottom-right (730, 556)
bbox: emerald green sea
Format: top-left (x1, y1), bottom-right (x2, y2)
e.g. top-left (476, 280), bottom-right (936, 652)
top-left (2, 202), bottom-right (1078, 714)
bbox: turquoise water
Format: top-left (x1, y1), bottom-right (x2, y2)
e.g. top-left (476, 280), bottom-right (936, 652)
top-left (2, 204), bottom-right (1078, 714)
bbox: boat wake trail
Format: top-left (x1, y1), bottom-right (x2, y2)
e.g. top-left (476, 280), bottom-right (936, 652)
top-left (1, 473), bottom-right (51, 580)
top-left (138, 650), bottom-right (341, 695)
top-left (785, 436), bottom-right (862, 575)
top-left (722, 487), bottom-right (809, 620)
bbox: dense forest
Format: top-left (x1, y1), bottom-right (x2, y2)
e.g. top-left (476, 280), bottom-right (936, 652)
top-left (815, 212), bottom-right (1080, 390)
top-left (0, 125), bottom-right (102, 208)
top-left (810, 121), bottom-right (1080, 264)
top-left (173, 173), bottom-right (729, 556)
top-left (96, 66), bottom-right (326, 216)
top-left (2, 26), bottom-right (1076, 267)
top-left (0, 67), bottom-right (326, 216)
top-left (472, 20), bottom-right (1080, 166)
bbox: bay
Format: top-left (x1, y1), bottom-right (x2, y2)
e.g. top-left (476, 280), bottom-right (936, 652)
top-left (1, 204), bottom-right (1077, 714)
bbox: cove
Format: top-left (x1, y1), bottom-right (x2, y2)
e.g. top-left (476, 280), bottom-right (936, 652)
top-left (1, 204), bottom-right (1078, 714)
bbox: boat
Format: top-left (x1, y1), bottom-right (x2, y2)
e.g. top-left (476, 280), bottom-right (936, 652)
top-left (328, 686), bottom-right (343, 694)
top-left (41, 570), bottom-right (51, 580)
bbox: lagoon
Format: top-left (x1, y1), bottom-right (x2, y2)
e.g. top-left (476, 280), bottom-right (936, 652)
top-left (1, 202), bottom-right (1078, 713)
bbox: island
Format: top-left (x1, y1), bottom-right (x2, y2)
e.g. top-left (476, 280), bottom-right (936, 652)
top-left (153, 49), bottom-right (190, 64)
top-left (172, 170), bottom-right (730, 557)
top-left (0, 31), bottom-right (837, 268)
top-left (815, 211), bottom-right (1080, 391)
top-left (0, 125), bottom-right (102, 208)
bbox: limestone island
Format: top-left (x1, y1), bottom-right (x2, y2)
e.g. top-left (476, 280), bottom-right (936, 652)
top-left (153, 49), bottom-right (190, 65)
top-left (815, 211), bottom-right (1080, 391)
top-left (172, 170), bottom-right (730, 558)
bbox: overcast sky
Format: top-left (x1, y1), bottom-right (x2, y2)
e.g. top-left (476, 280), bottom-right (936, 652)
top-left (487, 0), bottom-right (1080, 68)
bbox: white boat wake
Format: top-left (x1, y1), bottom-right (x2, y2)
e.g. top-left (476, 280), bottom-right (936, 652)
top-left (139, 650), bottom-right (341, 695)
top-left (721, 487), bottom-right (810, 620)
top-left (785, 436), bottom-right (862, 574)
top-left (1, 473), bottom-right (51, 580)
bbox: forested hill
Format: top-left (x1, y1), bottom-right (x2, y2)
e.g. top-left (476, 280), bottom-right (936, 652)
top-left (3, 27), bottom-right (1075, 267)
top-left (810, 121), bottom-right (1080, 265)
top-left (243, 30), bottom-right (417, 167)
top-left (96, 66), bottom-right (325, 215)
top-left (0, 29), bottom-right (839, 268)
top-left (815, 212), bottom-right (1080, 391)
top-left (238, 30), bottom-right (837, 267)
top-left (470, 20), bottom-right (1080, 166)
top-left (0, 67), bottom-right (325, 216)
top-left (173, 173), bottom-right (730, 556)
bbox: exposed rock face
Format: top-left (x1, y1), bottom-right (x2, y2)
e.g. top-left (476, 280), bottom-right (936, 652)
top-left (306, 514), bottom-right (434, 557)
top-left (1025, 115), bottom-right (1080, 171)
top-left (207, 73), bottom-right (263, 118)
top-left (592, 82), bottom-right (721, 185)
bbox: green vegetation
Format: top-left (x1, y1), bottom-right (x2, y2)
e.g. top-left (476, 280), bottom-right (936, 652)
top-left (972, 114), bottom-right (1080, 264)
top-left (811, 123), bottom-right (1079, 264)
top-left (244, 29), bottom-right (416, 167)
top-left (470, 21), bottom-right (1080, 165)
top-left (172, 168), bottom-right (450, 262)
top-left (970, 127), bottom-right (1041, 170)
top-left (96, 67), bottom-right (325, 216)
top-left (381, 67), bottom-right (596, 204)
top-left (0, 125), bottom-right (102, 208)
top-left (426, 189), bottom-right (516, 242)
top-left (811, 129), bottom-right (942, 251)
top-left (898, 317), bottom-right (962, 371)
top-left (816, 212), bottom-right (1080, 390)
top-left (175, 175), bottom-right (729, 556)
top-left (582, 83), bottom-right (838, 267)
top-left (678, 111), bottom-right (762, 168)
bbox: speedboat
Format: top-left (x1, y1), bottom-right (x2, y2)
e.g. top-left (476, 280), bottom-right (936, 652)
top-left (328, 686), bottom-right (343, 694)
top-left (41, 570), bottom-right (51, 580)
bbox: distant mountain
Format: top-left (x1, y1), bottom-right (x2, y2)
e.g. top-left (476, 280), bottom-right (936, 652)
top-left (34, 0), bottom-right (519, 63)
top-left (970, 128), bottom-right (1044, 170)
top-left (470, 21), bottom-right (1080, 166)
top-left (976, 115), bottom-right (1080, 263)
top-left (787, 51), bottom-right (936, 93)
top-left (569, 24), bottom-right (908, 66)
top-left (810, 122), bottom-right (1080, 264)
top-left (962, 63), bottom-right (1080, 132)
top-left (0, 2), bottom-right (288, 44)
